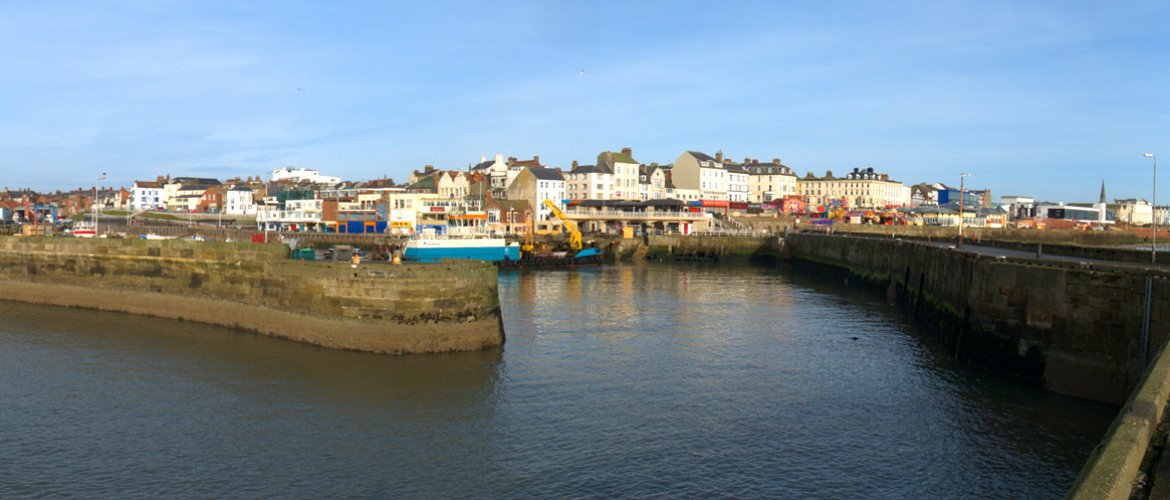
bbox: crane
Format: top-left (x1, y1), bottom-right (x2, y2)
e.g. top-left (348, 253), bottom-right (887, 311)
top-left (541, 199), bottom-right (582, 251)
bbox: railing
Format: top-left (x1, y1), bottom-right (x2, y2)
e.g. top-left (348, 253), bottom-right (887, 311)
top-left (256, 210), bottom-right (322, 223)
top-left (562, 209), bottom-right (707, 220)
top-left (688, 228), bottom-right (776, 237)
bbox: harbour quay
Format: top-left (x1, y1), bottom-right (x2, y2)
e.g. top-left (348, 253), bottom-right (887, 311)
top-left (0, 236), bottom-right (503, 354)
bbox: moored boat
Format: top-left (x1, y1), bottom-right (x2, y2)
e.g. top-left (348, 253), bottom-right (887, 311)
top-left (71, 221), bottom-right (97, 238)
top-left (403, 237), bottom-right (521, 263)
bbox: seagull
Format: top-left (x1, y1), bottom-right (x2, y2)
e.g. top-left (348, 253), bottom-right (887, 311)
top-left (297, 87), bottom-right (305, 91)
top-left (579, 69), bottom-right (584, 76)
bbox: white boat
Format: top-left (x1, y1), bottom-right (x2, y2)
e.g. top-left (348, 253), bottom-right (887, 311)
top-left (402, 218), bottom-right (519, 263)
top-left (403, 237), bottom-right (520, 263)
top-left (71, 221), bottom-right (97, 238)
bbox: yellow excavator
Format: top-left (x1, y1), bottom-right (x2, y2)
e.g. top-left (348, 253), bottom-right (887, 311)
top-left (541, 199), bottom-right (582, 251)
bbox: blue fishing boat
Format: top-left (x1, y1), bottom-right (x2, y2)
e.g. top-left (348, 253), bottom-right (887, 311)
top-left (403, 237), bottom-right (521, 263)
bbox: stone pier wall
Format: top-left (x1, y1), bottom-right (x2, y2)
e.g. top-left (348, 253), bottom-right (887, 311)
top-left (784, 232), bottom-right (1170, 404)
top-left (0, 236), bottom-right (503, 354)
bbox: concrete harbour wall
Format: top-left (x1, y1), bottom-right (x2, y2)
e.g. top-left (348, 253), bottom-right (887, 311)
top-left (0, 236), bottom-right (503, 354)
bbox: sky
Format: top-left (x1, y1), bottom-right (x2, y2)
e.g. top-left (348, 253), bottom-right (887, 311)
top-left (1, 0), bottom-right (1167, 203)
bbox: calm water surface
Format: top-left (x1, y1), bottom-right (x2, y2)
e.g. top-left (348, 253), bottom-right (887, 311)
top-left (0, 264), bottom-right (1116, 498)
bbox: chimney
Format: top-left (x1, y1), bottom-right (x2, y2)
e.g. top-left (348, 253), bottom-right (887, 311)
top-left (425, 165), bottom-right (434, 173)
top-left (508, 156), bottom-right (517, 163)
top-left (495, 154), bottom-right (504, 163)
top-left (621, 147), bottom-right (632, 155)
top-left (773, 158), bottom-right (781, 165)
top-left (743, 157), bottom-right (750, 165)
top-left (481, 155), bottom-right (487, 163)
top-left (572, 160), bottom-right (578, 169)
top-left (715, 151), bottom-right (723, 162)
top-left (533, 155), bottom-right (540, 164)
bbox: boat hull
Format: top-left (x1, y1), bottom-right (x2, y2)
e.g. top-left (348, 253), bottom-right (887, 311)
top-left (403, 238), bottom-right (520, 263)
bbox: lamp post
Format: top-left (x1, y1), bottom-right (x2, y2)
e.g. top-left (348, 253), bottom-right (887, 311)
top-left (1145, 153), bottom-right (1158, 264)
top-left (958, 173), bottom-right (969, 246)
top-left (94, 172), bottom-right (106, 237)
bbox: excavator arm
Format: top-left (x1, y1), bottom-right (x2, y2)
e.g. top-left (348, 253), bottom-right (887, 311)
top-left (541, 199), bottom-right (582, 251)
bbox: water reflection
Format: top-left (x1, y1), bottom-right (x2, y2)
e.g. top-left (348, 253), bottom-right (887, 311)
top-left (1, 264), bottom-right (1116, 498)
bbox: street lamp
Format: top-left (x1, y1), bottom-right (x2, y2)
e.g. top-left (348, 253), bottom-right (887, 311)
top-left (94, 172), bottom-right (106, 237)
top-left (958, 173), bottom-right (970, 246)
top-left (1144, 153), bottom-right (1158, 264)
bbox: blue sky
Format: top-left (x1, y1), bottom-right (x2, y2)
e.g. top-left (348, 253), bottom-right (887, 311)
top-left (1, 1), bottom-right (1167, 203)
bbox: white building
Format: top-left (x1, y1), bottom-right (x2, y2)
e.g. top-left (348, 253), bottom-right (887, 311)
top-left (1035, 202), bottom-right (1111, 224)
top-left (1110, 199), bottom-right (1154, 225)
top-left (726, 164), bottom-right (749, 203)
top-left (672, 151), bottom-right (728, 200)
top-left (225, 186), bottom-right (256, 215)
top-left (271, 167), bottom-right (341, 185)
top-left (257, 198), bottom-right (324, 231)
top-left (130, 180), bottom-right (164, 211)
top-left (1000, 195), bottom-right (1036, 220)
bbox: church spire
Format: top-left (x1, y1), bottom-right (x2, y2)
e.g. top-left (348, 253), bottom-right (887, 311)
top-left (1099, 179), bottom-right (1107, 204)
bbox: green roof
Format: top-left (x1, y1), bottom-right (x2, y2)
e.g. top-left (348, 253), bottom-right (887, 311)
top-left (609, 151), bottom-right (637, 164)
top-left (407, 176), bottom-right (436, 190)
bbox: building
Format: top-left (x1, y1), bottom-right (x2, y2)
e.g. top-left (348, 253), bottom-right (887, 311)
top-left (504, 156), bottom-right (542, 197)
top-left (799, 167), bottom-right (910, 210)
top-left (484, 199), bottom-right (531, 235)
top-left (597, 147), bottom-right (641, 201)
top-left (1000, 195), bottom-right (1036, 220)
top-left (742, 158), bottom-right (797, 203)
top-left (909, 183), bottom-right (938, 206)
top-left (271, 167), bottom-right (341, 185)
top-left (506, 167), bottom-right (566, 222)
top-left (1035, 202), bottom-right (1112, 225)
top-left (225, 185), bottom-right (256, 215)
top-left (639, 164), bottom-right (668, 201)
top-left (130, 180), bottom-right (164, 211)
top-left (671, 151), bottom-right (728, 200)
top-left (437, 171), bottom-right (470, 200)
top-left (725, 162), bottom-right (749, 203)
top-left (1109, 199), bottom-right (1153, 225)
top-left (198, 186), bottom-right (225, 213)
top-left (566, 162), bottom-right (613, 201)
top-left (470, 154), bottom-right (510, 200)
top-left (163, 177), bottom-right (221, 210)
top-left (935, 183), bottom-right (990, 208)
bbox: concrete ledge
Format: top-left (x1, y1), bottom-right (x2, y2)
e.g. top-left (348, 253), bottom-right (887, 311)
top-left (0, 280), bottom-right (503, 354)
top-left (1067, 340), bottom-right (1170, 499)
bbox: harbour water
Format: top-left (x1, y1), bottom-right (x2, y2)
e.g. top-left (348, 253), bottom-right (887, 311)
top-left (0, 264), bottom-right (1116, 498)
